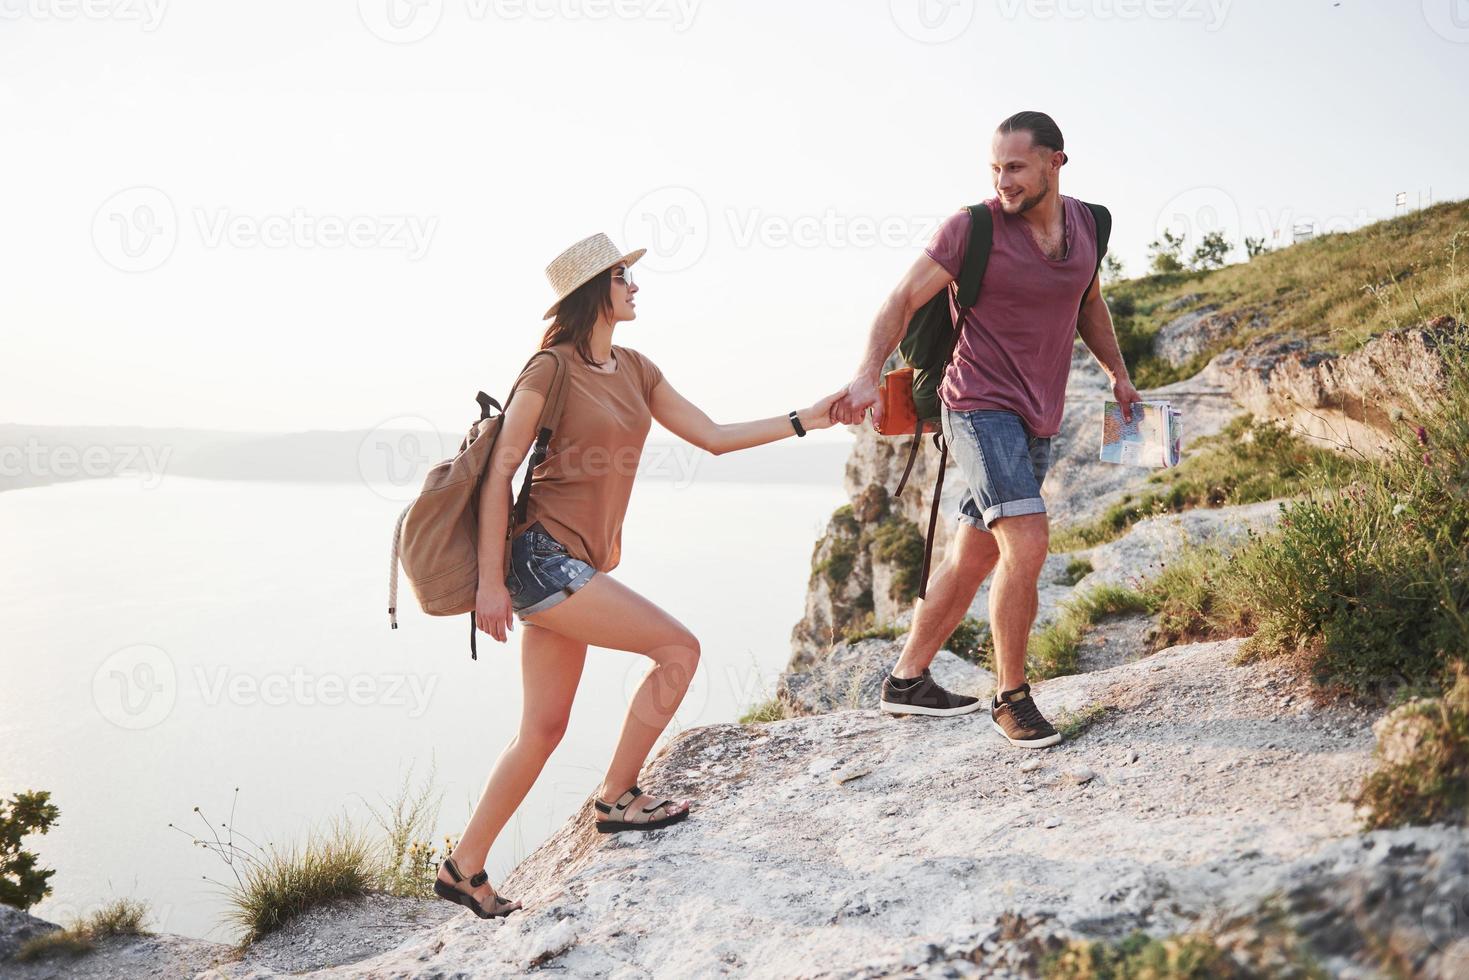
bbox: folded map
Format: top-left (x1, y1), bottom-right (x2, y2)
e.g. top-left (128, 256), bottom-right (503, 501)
top-left (1099, 400), bottom-right (1182, 468)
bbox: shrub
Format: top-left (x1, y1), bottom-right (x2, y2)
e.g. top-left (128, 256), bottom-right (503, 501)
top-left (365, 762), bottom-right (447, 900)
top-left (14, 898), bottom-right (151, 962)
top-left (1029, 585), bottom-right (1151, 678)
top-left (1354, 662), bottom-right (1469, 829)
top-left (1, 790), bottom-right (59, 911)
top-left (871, 516), bottom-right (926, 604)
top-left (944, 616), bottom-right (990, 665)
top-left (1044, 930), bottom-right (1238, 979)
top-left (1061, 557), bottom-right (1094, 586)
top-left (739, 696), bottom-right (793, 724)
top-left (227, 819), bottom-right (376, 943)
top-left (1142, 544), bottom-right (1249, 651)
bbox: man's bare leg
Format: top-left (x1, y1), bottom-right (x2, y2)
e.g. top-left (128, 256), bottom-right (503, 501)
top-left (986, 513), bottom-right (1049, 692)
top-left (891, 522), bottom-right (1001, 678)
top-left (985, 512), bottom-right (1061, 747)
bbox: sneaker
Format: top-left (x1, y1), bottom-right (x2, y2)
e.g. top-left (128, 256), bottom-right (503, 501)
top-left (990, 683), bottom-right (1061, 748)
top-left (879, 668), bottom-right (983, 717)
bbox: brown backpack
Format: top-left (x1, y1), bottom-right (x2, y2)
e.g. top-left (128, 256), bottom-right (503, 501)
top-left (388, 346), bottom-right (571, 659)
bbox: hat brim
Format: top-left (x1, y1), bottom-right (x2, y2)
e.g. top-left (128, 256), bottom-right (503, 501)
top-left (542, 248), bottom-right (647, 320)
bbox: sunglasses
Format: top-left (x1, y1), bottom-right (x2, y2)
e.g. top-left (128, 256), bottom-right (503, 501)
top-left (612, 266), bottom-right (635, 288)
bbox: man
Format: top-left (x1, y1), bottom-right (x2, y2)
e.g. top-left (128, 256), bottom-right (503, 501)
top-left (829, 110), bottom-right (1141, 749)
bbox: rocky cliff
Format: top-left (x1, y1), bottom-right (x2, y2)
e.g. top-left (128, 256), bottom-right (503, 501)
top-left (8, 320), bottom-right (1467, 979)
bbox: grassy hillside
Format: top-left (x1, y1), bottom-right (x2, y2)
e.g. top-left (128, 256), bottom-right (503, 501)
top-left (1105, 199), bottom-right (1469, 388)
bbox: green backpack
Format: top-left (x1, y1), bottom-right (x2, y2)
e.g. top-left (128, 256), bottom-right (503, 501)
top-left (892, 200), bottom-right (1112, 599)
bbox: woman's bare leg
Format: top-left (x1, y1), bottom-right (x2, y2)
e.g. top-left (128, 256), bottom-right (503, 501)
top-left (439, 623), bottom-right (586, 908)
top-left (524, 573), bottom-right (700, 810)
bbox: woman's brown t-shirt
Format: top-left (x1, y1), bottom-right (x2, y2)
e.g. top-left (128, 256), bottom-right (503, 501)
top-left (507, 342), bottom-right (664, 572)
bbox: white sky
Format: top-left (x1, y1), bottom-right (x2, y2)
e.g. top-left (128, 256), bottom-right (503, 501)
top-left (4, 0), bottom-right (1466, 436)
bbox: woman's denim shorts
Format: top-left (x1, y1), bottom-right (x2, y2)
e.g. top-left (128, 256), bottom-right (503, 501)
top-left (940, 406), bottom-right (1052, 532)
top-left (505, 521), bottom-right (597, 617)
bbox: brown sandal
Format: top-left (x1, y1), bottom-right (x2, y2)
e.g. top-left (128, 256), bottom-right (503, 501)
top-left (593, 786), bottom-right (690, 833)
top-left (433, 856), bottom-right (521, 918)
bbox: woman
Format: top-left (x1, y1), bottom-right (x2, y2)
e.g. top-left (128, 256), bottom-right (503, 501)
top-left (432, 232), bottom-right (841, 918)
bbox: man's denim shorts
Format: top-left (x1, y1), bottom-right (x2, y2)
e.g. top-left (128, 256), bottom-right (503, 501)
top-left (940, 405), bottom-right (1052, 532)
top-left (505, 521), bottom-right (597, 617)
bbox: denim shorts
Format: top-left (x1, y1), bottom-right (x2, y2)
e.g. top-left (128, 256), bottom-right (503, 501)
top-left (940, 406), bottom-right (1052, 532)
top-left (505, 521), bottom-right (597, 617)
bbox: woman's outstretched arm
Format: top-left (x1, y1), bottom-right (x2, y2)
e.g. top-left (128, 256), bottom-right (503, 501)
top-left (650, 378), bottom-right (841, 455)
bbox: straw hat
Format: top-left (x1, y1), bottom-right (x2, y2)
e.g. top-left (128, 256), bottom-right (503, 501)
top-left (542, 232), bottom-right (646, 320)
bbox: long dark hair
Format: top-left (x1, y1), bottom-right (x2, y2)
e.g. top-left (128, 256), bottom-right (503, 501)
top-left (540, 267), bottom-right (614, 368)
top-left (997, 110), bottom-right (1068, 164)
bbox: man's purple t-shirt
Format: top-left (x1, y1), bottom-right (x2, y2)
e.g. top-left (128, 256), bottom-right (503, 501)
top-left (926, 195), bottom-right (1098, 439)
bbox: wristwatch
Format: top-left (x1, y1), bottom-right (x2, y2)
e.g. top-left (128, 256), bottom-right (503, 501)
top-left (788, 410), bottom-right (806, 437)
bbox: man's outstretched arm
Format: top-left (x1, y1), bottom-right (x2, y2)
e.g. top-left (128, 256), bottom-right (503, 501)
top-left (1075, 273), bottom-right (1143, 421)
top-left (830, 253), bottom-right (954, 427)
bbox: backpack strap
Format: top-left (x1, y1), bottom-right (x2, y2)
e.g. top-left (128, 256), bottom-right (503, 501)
top-left (954, 202), bottom-right (994, 311)
top-left (917, 430), bottom-right (948, 600)
top-left (512, 346), bottom-right (572, 526)
top-left (894, 203), bottom-right (993, 501)
top-left (1075, 201), bottom-right (1112, 319)
top-left (903, 202), bottom-right (992, 594)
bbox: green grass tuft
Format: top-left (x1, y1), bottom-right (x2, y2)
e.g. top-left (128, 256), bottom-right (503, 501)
top-left (739, 696), bottom-right (794, 724)
top-left (14, 898), bottom-right (152, 962)
top-left (1029, 585), bottom-right (1153, 679)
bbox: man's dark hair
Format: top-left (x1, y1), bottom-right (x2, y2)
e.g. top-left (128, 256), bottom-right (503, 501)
top-left (997, 110), bottom-right (1068, 164)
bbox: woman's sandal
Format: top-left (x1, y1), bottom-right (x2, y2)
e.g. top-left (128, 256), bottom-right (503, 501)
top-left (593, 785), bottom-right (691, 833)
top-left (433, 856), bottom-right (521, 918)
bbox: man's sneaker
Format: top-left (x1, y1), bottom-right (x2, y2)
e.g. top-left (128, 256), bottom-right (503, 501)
top-left (990, 683), bottom-right (1061, 748)
top-left (879, 669), bottom-right (983, 717)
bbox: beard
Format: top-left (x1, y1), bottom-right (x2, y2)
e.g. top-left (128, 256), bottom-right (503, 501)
top-left (1000, 172), bottom-right (1051, 214)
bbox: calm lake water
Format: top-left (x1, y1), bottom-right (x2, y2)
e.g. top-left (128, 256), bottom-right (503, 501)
top-left (0, 474), bottom-right (843, 941)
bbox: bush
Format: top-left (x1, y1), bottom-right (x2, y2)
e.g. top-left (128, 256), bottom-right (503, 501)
top-left (1044, 930), bottom-right (1239, 979)
top-left (1, 790), bottom-right (59, 911)
top-left (14, 898), bottom-right (151, 961)
top-left (1029, 585), bottom-right (1152, 678)
top-left (944, 616), bottom-right (990, 665)
top-left (739, 696), bottom-right (794, 724)
top-left (1355, 662), bottom-right (1469, 829)
top-left (227, 819), bottom-right (376, 943)
top-left (1142, 328), bottom-right (1469, 698)
top-left (871, 516), bottom-right (926, 604)
top-left (1143, 544), bottom-right (1250, 651)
